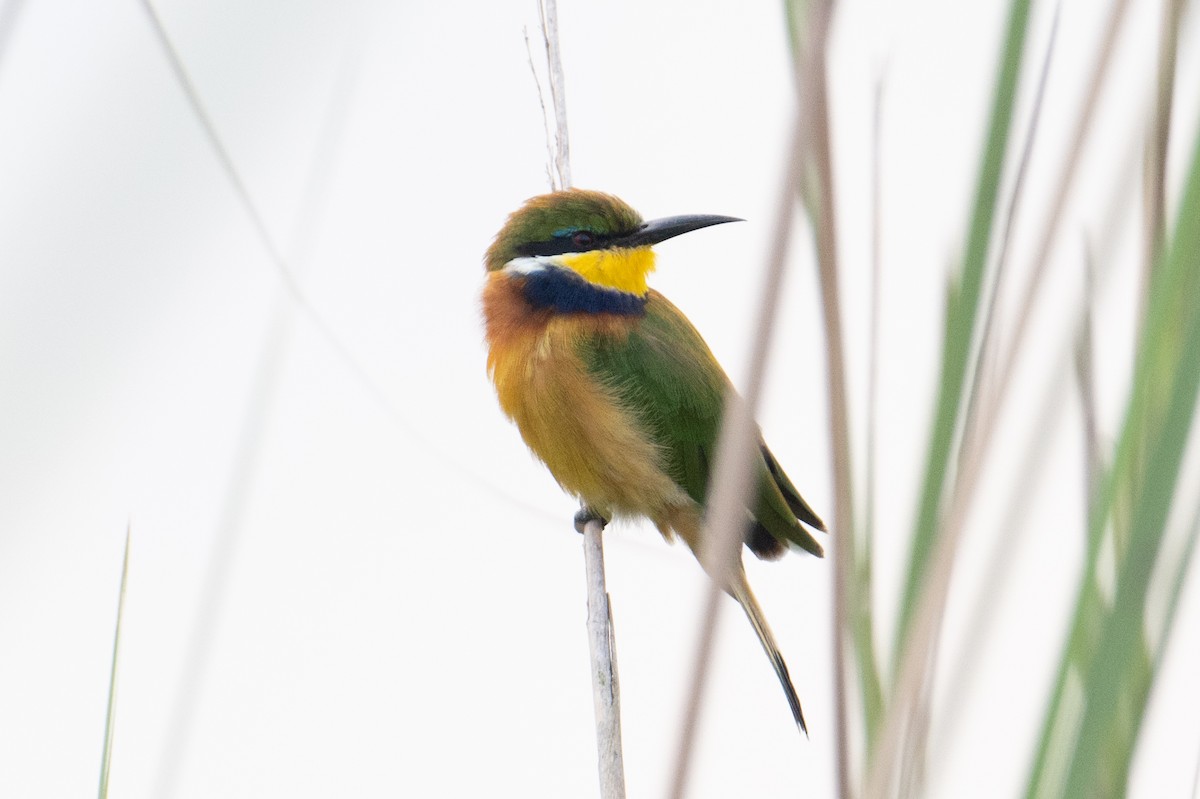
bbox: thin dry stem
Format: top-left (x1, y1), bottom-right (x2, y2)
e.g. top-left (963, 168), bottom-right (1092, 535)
top-left (530, 3), bottom-right (625, 793)
top-left (98, 526), bottom-right (131, 799)
top-left (922, 0), bottom-right (1131, 768)
top-left (895, 11), bottom-right (1061, 786)
top-left (872, 6), bottom-right (1130, 788)
top-left (667, 113), bottom-right (807, 799)
top-left (961, 3), bottom-right (1061, 466)
top-left (1193, 712), bottom-right (1200, 799)
top-left (859, 63), bottom-right (887, 758)
top-left (972, 0), bottom-right (1131, 488)
top-left (582, 519), bottom-right (626, 798)
top-left (801, 2), bottom-right (856, 796)
top-left (1141, 0), bottom-right (1185, 317)
top-left (866, 72), bottom-right (883, 563)
top-left (135, 0), bottom-right (537, 509)
top-left (140, 10), bottom-right (382, 795)
top-left (0, 0), bottom-right (27, 74)
top-left (522, 26), bottom-right (557, 191)
top-left (537, 0), bottom-right (571, 190)
top-left (930, 110), bottom-right (1144, 766)
top-left (1076, 240), bottom-right (1102, 508)
top-left (910, 15), bottom-right (1134, 773)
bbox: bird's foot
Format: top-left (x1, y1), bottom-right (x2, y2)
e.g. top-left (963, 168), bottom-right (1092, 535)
top-left (573, 507), bottom-right (609, 534)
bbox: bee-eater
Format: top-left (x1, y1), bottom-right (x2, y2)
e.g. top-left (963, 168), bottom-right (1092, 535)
top-left (482, 189), bottom-right (825, 733)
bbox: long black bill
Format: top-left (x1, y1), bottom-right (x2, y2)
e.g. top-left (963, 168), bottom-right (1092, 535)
top-left (614, 214), bottom-right (742, 248)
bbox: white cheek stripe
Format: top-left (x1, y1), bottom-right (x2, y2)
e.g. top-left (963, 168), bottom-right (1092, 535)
top-left (505, 254), bottom-right (574, 274)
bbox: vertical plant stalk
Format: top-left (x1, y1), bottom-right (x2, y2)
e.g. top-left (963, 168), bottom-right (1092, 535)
top-left (532, 3), bottom-right (624, 795)
top-left (935, 120), bottom-right (1141, 759)
top-left (967, 0), bottom-right (1132, 510)
top-left (98, 527), bottom-right (132, 799)
top-left (960, 3), bottom-right (1060, 470)
top-left (522, 28), bottom-right (557, 191)
top-left (1141, 0), bottom-right (1184, 316)
top-left (136, 0), bottom-right (505, 477)
top-left (1057, 98), bottom-right (1200, 799)
top-left (1025, 97), bottom-right (1200, 799)
top-left (894, 0), bottom-right (1032, 666)
top-left (582, 518), bottom-right (626, 799)
top-left (538, 0), bottom-right (571, 191)
top-left (899, 12), bottom-right (1059, 790)
top-left (0, 0), bottom-right (28, 76)
top-left (858, 69), bottom-right (887, 757)
top-left (870, 1), bottom-right (1033, 795)
top-left (799, 1), bottom-right (856, 795)
top-left (139, 10), bottom-right (369, 793)
top-left (1075, 242), bottom-right (1102, 515)
top-left (668, 110), bottom-right (806, 799)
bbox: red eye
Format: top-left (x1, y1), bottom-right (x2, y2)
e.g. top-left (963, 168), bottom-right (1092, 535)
top-left (571, 230), bottom-right (595, 248)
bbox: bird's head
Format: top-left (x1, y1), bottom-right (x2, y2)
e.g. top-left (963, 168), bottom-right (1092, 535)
top-left (485, 189), bottom-right (740, 296)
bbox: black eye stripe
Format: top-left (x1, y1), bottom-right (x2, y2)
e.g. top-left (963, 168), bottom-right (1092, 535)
top-left (514, 231), bottom-right (616, 258)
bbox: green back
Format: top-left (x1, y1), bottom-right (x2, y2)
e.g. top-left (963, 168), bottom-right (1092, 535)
top-left (580, 291), bottom-right (825, 557)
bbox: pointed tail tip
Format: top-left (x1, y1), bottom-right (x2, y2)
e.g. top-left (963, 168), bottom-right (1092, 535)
top-left (789, 691), bottom-right (809, 738)
top-left (773, 651), bottom-right (809, 738)
top-left (734, 576), bottom-right (812, 739)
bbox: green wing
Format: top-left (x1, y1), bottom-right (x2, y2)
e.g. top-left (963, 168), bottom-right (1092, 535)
top-left (580, 290), bottom-right (825, 558)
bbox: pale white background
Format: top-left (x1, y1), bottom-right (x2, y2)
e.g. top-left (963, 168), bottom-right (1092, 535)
top-left (1, 1), bottom-right (1198, 797)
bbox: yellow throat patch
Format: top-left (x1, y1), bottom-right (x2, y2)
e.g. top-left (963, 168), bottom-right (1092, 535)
top-left (558, 247), bottom-right (656, 296)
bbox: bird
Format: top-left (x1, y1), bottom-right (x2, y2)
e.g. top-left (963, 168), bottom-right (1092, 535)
top-left (481, 188), bottom-right (825, 733)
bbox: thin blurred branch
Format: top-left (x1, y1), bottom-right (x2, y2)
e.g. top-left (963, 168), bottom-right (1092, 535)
top-left (933, 119), bottom-right (1144, 759)
top-left (858, 65), bottom-right (887, 757)
top-left (537, 0), bottom-right (571, 190)
top-left (137, 0), bottom-right (302, 300)
top-left (872, 0), bottom-right (1035, 794)
top-left (1142, 0), bottom-right (1185, 317)
top-left (894, 0), bottom-right (1033, 672)
top-left (522, 27), bottom-right (557, 191)
top-left (667, 110), bottom-right (806, 799)
top-left (970, 0), bottom-right (1131, 495)
top-left (797, 1), bottom-right (855, 795)
top-left (961, 2), bottom-right (1060, 465)
top-left (922, 6), bottom-right (1130, 787)
top-left (1027, 49), bottom-right (1200, 795)
top-left (1194, 723), bottom-right (1200, 799)
top-left (1075, 240), bottom-right (1102, 512)
top-left (938, 7), bottom-right (1132, 788)
top-left (933, 322), bottom-right (1075, 759)
top-left (137, 0), bottom-right (559, 530)
top-left (148, 27), bottom-right (367, 799)
top-left (0, 0), bottom-right (27, 75)
top-left (98, 526), bottom-right (131, 799)
top-left (137, 0), bottom-right (434, 448)
top-left (896, 15), bottom-right (1059, 786)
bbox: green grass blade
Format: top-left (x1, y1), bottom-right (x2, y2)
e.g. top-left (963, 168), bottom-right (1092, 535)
top-left (894, 0), bottom-right (1033, 664)
top-left (1058, 116), bottom-right (1200, 797)
top-left (98, 527), bottom-right (131, 799)
top-left (1100, 500), bottom-right (1200, 794)
top-left (1025, 105), bottom-right (1200, 799)
top-left (853, 551), bottom-right (886, 752)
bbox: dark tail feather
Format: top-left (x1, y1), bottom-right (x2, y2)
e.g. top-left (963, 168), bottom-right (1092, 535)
top-left (746, 520), bottom-right (788, 561)
top-left (730, 569), bottom-right (808, 735)
top-left (761, 444), bottom-right (826, 532)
